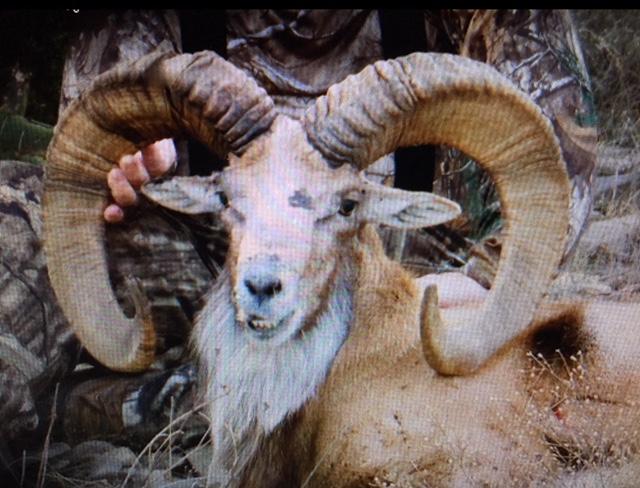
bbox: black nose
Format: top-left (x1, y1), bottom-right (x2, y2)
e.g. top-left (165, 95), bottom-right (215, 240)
top-left (244, 277), bottom-right (282, 301)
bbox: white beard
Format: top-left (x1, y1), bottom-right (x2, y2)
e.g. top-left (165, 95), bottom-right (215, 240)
top-left (194, 264), bottom-right (354, 485)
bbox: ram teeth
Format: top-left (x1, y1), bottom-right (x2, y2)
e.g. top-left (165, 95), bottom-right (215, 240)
top-left (251, 320), bottom-right (275, 330)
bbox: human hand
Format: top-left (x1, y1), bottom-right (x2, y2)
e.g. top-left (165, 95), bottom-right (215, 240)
top-left (104, 139), bottom-right (177, 223)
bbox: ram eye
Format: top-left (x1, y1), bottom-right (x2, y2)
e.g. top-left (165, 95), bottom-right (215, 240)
top-left (339, 198), bottom-right (358, 217)
top-left (216, 191), bottom-right (229, 208)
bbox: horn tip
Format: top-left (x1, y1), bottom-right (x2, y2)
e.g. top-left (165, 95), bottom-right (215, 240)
top-left (419, 285), bottom-right (484, 376)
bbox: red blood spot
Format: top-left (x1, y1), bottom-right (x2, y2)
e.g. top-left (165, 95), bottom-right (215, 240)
top-left (552, 404), bottom-right (566, 421)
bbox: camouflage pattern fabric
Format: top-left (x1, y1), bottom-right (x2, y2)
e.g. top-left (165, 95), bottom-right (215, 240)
top-left (427, 10), bottom-right (597, 253)
top-left (0, 161), bottom-right (78, 441)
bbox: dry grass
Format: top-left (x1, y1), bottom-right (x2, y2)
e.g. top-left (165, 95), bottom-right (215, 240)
top-left (573, 11), bottom-right (640, 148)
top-left (554, 11), bottom-right (640, 299)
top-left (515, 347), bottom-right (640, 488)
top-left (574, 9), bottom-right (640, 214)
top-left (19, 400), bottom-right (211, 488)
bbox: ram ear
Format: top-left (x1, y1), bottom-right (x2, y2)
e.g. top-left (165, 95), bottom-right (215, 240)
top-left (361, 183), bottom-right (461, 229)
top-left (141, 174), bottom-right (227, 214)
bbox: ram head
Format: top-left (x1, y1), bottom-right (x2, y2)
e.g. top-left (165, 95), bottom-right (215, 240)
top-left (43, 49), bottom-right (569, 378)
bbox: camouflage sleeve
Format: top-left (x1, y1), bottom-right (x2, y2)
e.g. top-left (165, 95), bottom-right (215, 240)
top-left (427, 10), bottom-right (597, 255)
top-left (0, 162), bottom-right (79, 439)
top-left (226, 9), bottom-right (396, 198)
top-left (58, 10), bottom-right (181, 114)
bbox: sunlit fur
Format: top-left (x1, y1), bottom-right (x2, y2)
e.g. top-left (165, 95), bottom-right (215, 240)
top-left (187, 118), bottom-right (461, 485)
top-left (195, 258), bottom-right (354, 483)
top-left (192, 119), bottom-right (365, 484)
top-left (184, 117), bottom-right (640, 486)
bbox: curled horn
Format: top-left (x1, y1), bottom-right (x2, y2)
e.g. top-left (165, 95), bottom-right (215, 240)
top-left (304, 53), bottom-right (570, 375)
top-left (44, 50), bottom-right (276, 372)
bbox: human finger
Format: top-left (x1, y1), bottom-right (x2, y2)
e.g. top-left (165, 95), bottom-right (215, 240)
top-left (103, 203), bottom-right (125, 223)
top-left (107, 167), bottom-right (138, 207)
top-left (141, 138), bottom-right (176, 178)
top-left (119, 152), bottom-right (151, 188)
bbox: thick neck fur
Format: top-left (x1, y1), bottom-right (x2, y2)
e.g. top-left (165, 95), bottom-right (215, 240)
top-left (194, 248), bottom-right (355, 486)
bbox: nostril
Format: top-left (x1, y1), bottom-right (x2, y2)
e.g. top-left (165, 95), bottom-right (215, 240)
top-left (245, 279), bottom-right (258, 296)
top-left (266, 280), bottom-right (282, 297)
top-left (244, 278), bottom-right (282, 299)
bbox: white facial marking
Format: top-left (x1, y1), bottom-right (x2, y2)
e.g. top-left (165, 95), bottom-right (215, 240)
top-left (218, 118), bottom-right (362, 347)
